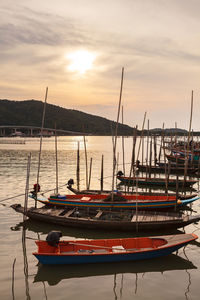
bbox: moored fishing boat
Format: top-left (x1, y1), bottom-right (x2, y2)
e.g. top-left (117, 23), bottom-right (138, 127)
top-left (156, 162), bottom-right (199, 175)
top-left (137, 163), bottom-right (199, 176)
top-left (166, 154), bottom-right (200, 167)
top-left (116, 174), bottom-right (197, 187)
top-left (11, 203), bottom-right (200, 231)
top-left (67, 184), bottom-right (197, 197)
top-left (33, 233), bottom-right (198, 265)
top-left (29, 193), bottom-right (200, 210)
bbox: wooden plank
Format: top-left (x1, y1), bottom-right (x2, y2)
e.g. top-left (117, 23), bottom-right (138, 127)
top-left (49, 209), bottom-right (65, 216)
top-left (63, 208), bottom-right (76, 217)
top-left (37, 208), bottom-right (54, 215)
top-left (94, 210), bottom-right (103, 219)
top-left (131, 214), bottom-right (137, 222)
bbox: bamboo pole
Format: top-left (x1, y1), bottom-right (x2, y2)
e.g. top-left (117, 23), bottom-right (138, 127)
top-left (100, 154), bottom-right (104, 192)
top-left (76, 141), bottom-right (80, 191)
top-left (24, 153), bottom-right (31, 220)
top-left (175, 122), bottom-right (177, 146)
top-left (121, 105), bottom-right (126, 175)
top-left (145, 120), bottom-right (150, 177)
top-left (175, 174), bottom-right (178, 211)
top-left (116, 152), bottom-right (119, 188)
top-left (83, 134), bottom-right (89, 190)
top-left (149, 137), bottom-right (152, 178)
top-left (35, 87), bottom-right (48, 208)
top-left (161, 124), bottom-right (169, 193)
top-left (112, 67), bottom-right (124, 196)
top-left (158, 123), bottom-right (165, 164)
top-left (154, 135), bottom-right (157, 166)
top-left (88, 157), bottom-right (93, 190)
top-left (129, 127), bottom-right (137, 178)
top-left (55, 124), bottom-right (58, 195)
top-left (142, 135), bottom-right (144, 166)
top-left (187, 91), bottom-right (194, 149)
top-left (183, 91), bottom-right (194, 187)
top-left (136, 111), bottom-right (147, 162)
top-left (22, 154), bottom-right (31, 300)
top-left (130, 128), bottom-right (137, 193)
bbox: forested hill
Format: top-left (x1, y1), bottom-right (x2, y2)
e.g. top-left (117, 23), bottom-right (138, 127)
top-left (0, 99), bottom-right (134, 135)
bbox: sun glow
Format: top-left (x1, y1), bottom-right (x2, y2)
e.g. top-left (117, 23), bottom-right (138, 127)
top-left (67, 50), bottom-right (96, 74)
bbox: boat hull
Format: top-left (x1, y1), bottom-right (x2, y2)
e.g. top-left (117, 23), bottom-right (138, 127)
top-left (41, 195), bottom-right (199, 210)
top-left (117, 176), bottom-right (196, 187)
top-left (33, 234), bottom-right (197, 265)
top-left (11, 204), bottom-right (200, 232)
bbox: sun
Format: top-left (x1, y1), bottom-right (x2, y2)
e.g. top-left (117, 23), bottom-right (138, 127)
top-left (67, 50), bottom-right (96, 74)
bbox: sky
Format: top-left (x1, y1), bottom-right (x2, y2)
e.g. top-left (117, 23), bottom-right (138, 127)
top-left (1, 0), bottom-right (200, 130)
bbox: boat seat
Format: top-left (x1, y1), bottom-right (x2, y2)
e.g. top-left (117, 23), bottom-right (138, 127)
top-left (91, 249), bottom-right (109, 253)
top-left (80, 197), bottom-right (91, 201)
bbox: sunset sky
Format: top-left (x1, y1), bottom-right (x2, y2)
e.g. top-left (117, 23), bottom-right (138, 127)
top-left (1, 0), bottom-right (200, 130)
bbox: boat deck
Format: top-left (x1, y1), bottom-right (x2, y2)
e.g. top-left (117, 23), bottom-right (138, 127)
top-left (28, 206), bottom-right (184, 223)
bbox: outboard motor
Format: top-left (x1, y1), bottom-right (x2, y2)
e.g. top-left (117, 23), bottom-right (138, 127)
top-left (46, 231), bottom-right (62, 247)
top-left (67, 178), bottom-right (74, 188)
top-left (117, 170), bottom-right (124, 177)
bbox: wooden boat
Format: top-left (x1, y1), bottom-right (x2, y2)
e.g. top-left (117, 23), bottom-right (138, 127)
top-left (11, 203), bottom-right (200, 232)
top-left (67, 185), bottom-right (197, 198)
top-left (156, 162), bottom-right (199, 175)
top-left (137, 163), bottom-right (199, 176)
top-left (33, 233), bottom-right (198, 265)
top-left (166, 154), bottom-right (200, 167)
top-left (117, 174), bottom-right (197, 187)
top-left (30, 193), bottom-right (200, 210)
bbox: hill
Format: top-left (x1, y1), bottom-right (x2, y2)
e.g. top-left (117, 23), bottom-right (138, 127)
top-left (0, 99), bottom-right (135, 135)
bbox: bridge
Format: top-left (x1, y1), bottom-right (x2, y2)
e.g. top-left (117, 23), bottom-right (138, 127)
top-left (0, 125), bottom-right (84, 137)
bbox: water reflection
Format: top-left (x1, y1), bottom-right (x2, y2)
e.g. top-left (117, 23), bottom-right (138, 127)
top-left (33, 254), bottom-right (196, 286)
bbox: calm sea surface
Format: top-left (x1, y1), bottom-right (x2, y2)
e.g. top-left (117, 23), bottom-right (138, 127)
top-left (0, 136), bottom-right (200, 300)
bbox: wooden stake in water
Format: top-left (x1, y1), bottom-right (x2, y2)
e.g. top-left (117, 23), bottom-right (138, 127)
top-left (129, 127), bottom-right (137, 178)
top-left (83, 134), bottom-right (89, 190)
top-left (142, 135), bottom-right (144, 166)
top-left (55, 124), bottom-right (58, 195)
top-left (22, 153), bottom-right (31, 300)
top-left (121, 105), bottom-right (126, 175)
top-left (77, 141), bottom-right (80, 191)
top-left (88, 157), bottom-right (93, 190)
top-left (149, 137), bottom-right (152, 178)
top-left (183, 90), bottom-right (194, 187)
top-left (100, 155), bottom-right (104, 192)
top-left (154, 136), bottom-right (157, 166)
top-left (136, 111), bottom-right (147, 163)
top-left (112, 67), bottom-right (124, 196)
top-left (23, 153), bottom-right (31, 221)
top-left (158, 123), bottom-right (165, 163)
top-left (145, 120), bottom-right (150, 176)
top-left (35, 87), bottom-right (48, 208)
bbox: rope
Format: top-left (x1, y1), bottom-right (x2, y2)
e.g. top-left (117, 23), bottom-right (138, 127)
top-left (0, 181), bottom-right (69, 203)
top-left (0, 193), bottom-right (26, 203)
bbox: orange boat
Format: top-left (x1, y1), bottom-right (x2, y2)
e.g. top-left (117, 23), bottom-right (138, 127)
top-left (33, 232), bottom-right (198, 265)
